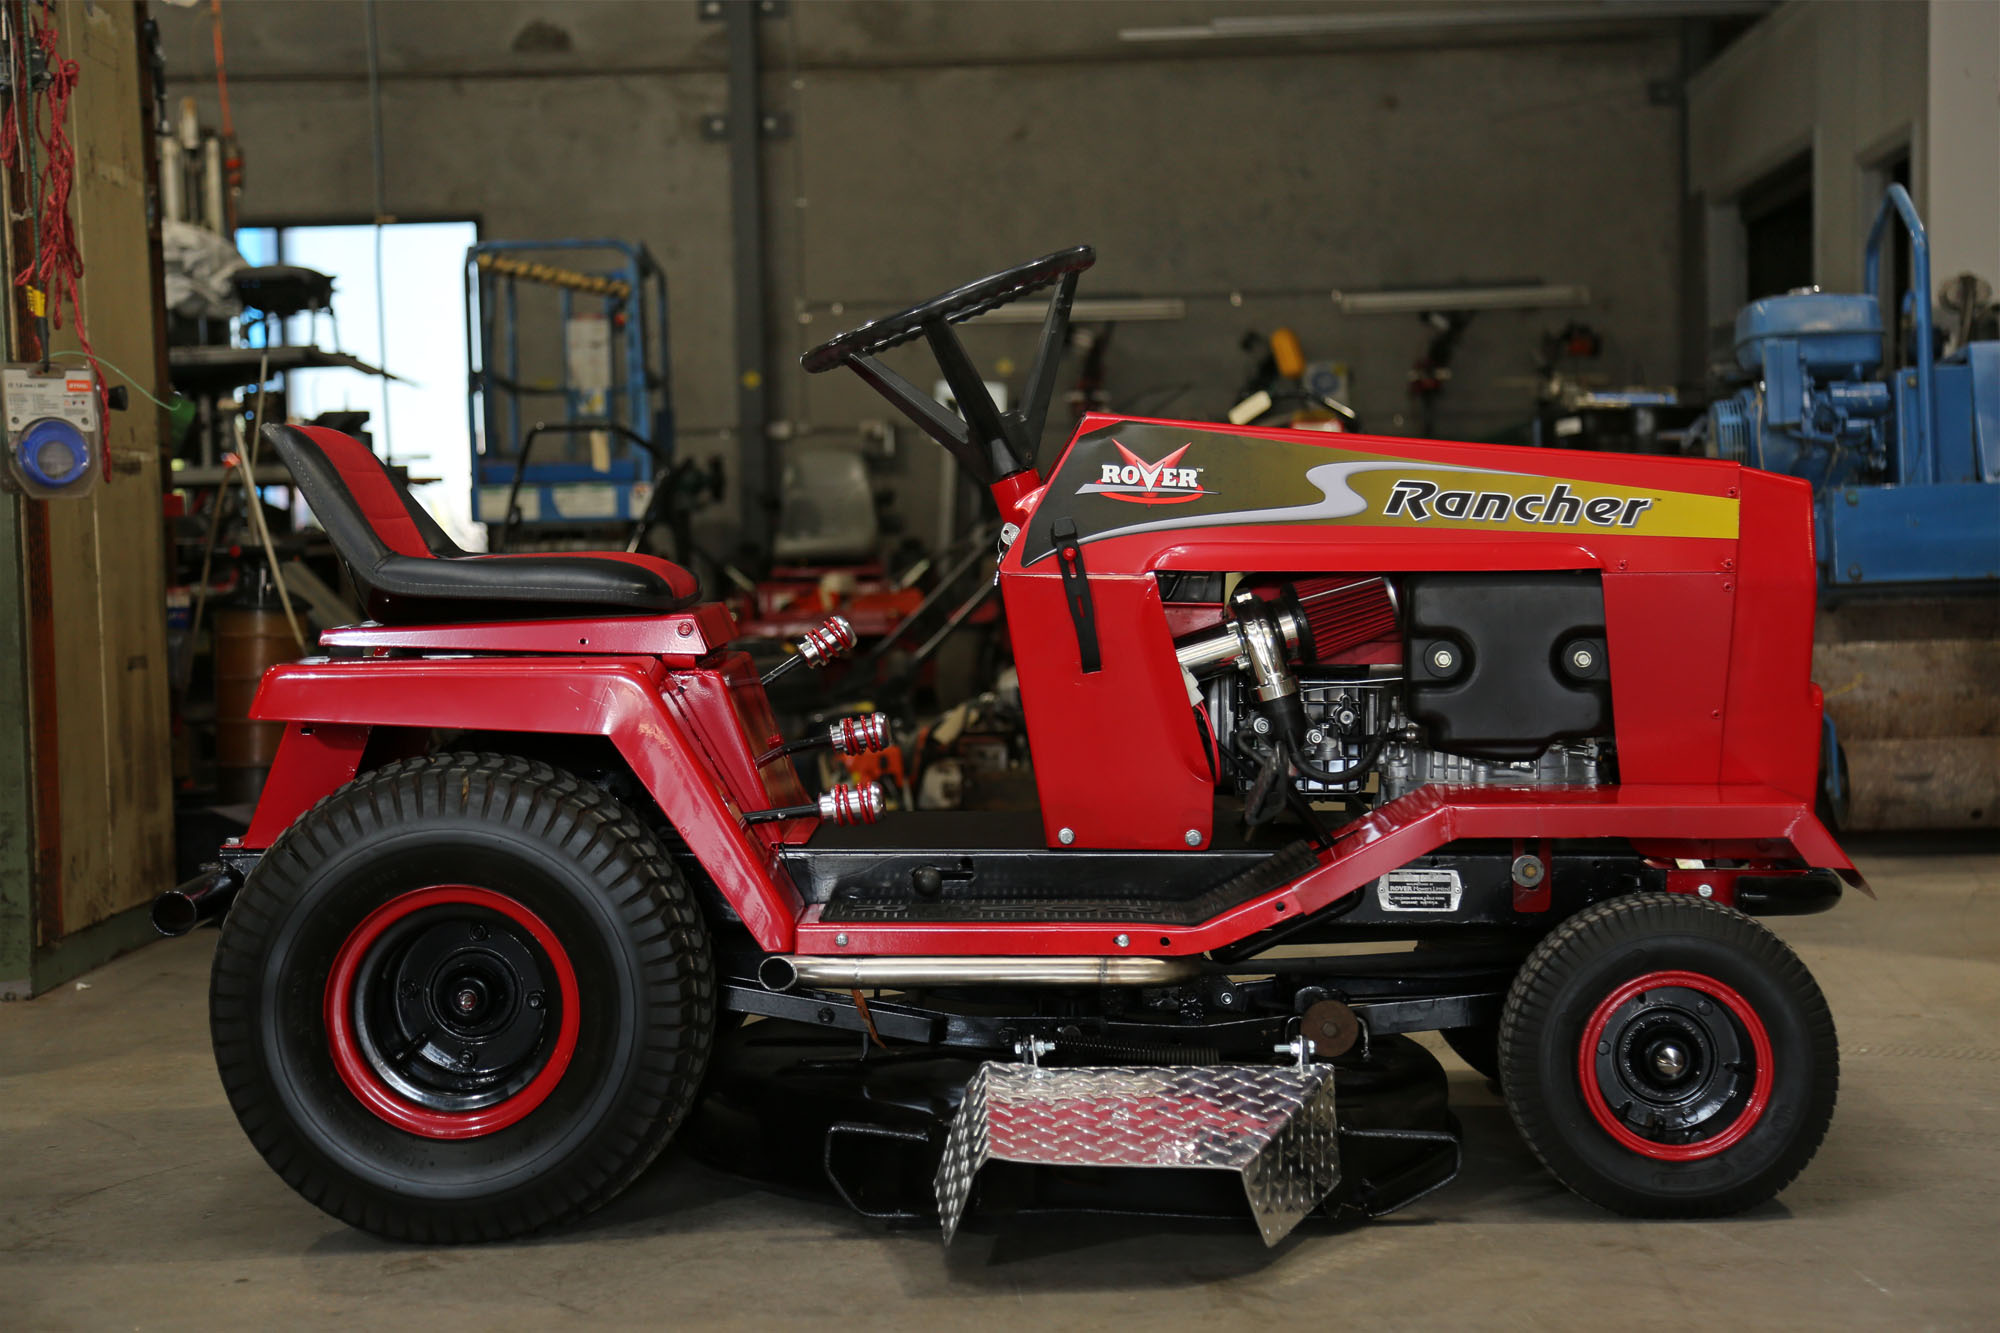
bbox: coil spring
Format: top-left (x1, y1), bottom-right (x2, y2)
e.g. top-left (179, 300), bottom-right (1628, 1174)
top-left (1046, 1040), bottom-right (1224, 1067)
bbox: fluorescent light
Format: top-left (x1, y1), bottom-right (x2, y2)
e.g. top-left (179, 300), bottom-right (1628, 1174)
top-left (1330, 283), bottom-right (1591, 314)
top-left (974, 297), bottom-right (1187, 324)
top-left (1120, 3), bottom-right (1771, 43)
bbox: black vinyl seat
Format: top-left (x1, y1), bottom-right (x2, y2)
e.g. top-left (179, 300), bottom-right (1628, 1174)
top-left (267, 424), bottom-right (699, 623)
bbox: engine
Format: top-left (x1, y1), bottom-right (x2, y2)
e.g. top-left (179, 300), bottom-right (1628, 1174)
top-left (1705, 290), bottom-right (1892, 485)
top-left (1173, 573), bottom-right (1612, 817)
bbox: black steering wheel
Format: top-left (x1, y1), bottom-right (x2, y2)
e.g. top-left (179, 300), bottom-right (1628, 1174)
top-left (802, 245), bottom-right (1095, 374)
top-left (798, 246), bottom-right (1095, 484)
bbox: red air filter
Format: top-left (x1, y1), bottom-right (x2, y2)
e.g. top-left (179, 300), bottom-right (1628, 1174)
top-left (1291, 576), bottom-right (1398, 661)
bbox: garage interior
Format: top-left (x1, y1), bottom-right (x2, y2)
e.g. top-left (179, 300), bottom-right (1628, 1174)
top-left (2, 1), bottom-right (1995, 1326)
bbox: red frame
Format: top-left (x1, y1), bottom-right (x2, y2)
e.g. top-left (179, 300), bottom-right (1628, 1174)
top-left (241, 416), bottom-right (1857, 960)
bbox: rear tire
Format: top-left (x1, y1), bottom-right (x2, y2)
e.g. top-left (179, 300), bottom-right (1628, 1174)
top-left (1497, 894), bottom-right (1836, 1217)
top-left (210, 753), bottom-right (713, 1241)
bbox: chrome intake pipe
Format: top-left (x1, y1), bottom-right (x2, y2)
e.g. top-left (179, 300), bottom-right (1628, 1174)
top-left (759, 954), bottom-right (1202, 992)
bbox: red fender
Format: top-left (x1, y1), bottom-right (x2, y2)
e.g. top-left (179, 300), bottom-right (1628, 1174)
top-left (242, 655), bottom-right (804, 951)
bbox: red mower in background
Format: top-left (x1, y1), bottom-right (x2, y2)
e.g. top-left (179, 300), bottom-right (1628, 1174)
top-left (165, 246), bottom-right (1857, 1248)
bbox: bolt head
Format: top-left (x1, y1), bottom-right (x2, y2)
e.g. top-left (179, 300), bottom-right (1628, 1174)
top-left (1651, 1042), bottom-right (1689, 1079)
top-left (526, 991), bottom-right (545, 1010)
top-left (1697, 882), bottom-right (1714, 898)
top-left (1429, 646), bottom-right (1456, 672)
top-left (1184, 829), bottom-right (1202, 847)
top-left (1570, 647), bottom-right (1595, 671)
top-left (834, 933), bottom-right (849, 947)
top-left (1058, 827), bottom-right (1075, 845)
top-left (1251, 715), bottom-right (1271, 734)
top-left (1114, 934), bottom-right (1130, 948)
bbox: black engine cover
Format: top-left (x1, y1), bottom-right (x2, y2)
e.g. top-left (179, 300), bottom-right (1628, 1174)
top-left (1402, 571), bottom-right (1610, 760)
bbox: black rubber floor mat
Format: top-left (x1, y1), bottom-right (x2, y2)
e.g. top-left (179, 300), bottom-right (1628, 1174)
top-left (819, 839), bottom-right (1321, 925)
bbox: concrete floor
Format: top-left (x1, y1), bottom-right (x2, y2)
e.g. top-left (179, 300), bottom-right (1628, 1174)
top-left (3, 835), bottom-right (1996, 1330)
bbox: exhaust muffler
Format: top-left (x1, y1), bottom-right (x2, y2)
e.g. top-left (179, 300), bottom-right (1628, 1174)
top-left (759, 954), bottom-right (1201, 991)
top-left (151, 862), bottom-right (243, 937)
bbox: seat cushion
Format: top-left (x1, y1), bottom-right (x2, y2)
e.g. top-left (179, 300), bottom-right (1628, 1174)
top-left (267, 423), bottom-right (700, 621)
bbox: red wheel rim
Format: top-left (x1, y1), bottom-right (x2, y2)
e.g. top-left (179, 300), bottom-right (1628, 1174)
top-left (1576, 968), bottom-right (1774, 1162)
top-left (324, 886), bottom-right (581, 1140)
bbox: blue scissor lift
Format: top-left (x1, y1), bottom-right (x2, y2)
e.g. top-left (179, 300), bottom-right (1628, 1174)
top-left (465, 239), bottom-right (675, 547)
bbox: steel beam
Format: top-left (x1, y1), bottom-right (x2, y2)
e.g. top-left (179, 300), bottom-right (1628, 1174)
top-left (722, 0), bottom-right (771, 555)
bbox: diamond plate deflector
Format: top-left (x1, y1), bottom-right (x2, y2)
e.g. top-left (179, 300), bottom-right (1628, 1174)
top-left (934, 1062), bottom-right (1340, 1246)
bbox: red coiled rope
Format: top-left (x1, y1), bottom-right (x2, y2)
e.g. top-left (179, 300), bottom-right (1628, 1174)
top-left (3, 0), bottom-right (112, 477)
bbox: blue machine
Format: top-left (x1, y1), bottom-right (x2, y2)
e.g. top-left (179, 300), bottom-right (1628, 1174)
top-left (465, 239), bottom-right (674, 536)
top-left (1707, 186), bottom-right (2000, 589)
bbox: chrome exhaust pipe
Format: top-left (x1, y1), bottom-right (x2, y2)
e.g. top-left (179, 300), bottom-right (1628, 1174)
top-left (151, 862), bottom-right (242, 937)
top-left (758, 954), bottom-right (1202, 992)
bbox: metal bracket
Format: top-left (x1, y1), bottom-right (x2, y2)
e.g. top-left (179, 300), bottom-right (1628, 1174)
top-left (1051, 517), bottom-right (1102, 673)
top-left (720, 981), bottom-right (938, 1043)
top-left (699, 110), bottom-right (793, 141)
top-left (698, 0), bottom-right (788, 19)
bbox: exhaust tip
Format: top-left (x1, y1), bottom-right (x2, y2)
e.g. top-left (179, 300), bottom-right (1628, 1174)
top-left (151, 891), bottom-right (199, 938)
top-left (758, 955), bottom-right (800, 992)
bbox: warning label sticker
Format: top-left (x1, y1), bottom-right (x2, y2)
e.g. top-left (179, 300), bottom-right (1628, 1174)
top-left (1377, 868), bottom-right (1463, 912)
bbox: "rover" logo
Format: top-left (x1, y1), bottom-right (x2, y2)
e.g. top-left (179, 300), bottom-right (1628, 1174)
top-left (1382, 478), bottom-right (1656, 528)
top-left (1077, 442), bottom-right (1207, 505)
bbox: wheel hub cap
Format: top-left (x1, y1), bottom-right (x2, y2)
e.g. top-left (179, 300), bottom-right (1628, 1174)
top-left (1577, 969), bottom-right (1775, 1162)
top-left (324, 886), bottom-right (582, 1140)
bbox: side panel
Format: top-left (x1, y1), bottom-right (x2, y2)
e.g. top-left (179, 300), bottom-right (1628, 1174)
top-left (1602, 572), bottom-right (1735, 783)
top-left (1002, 571), bottom-right (1214, 849)
top-left (661, 650), bottom-right (812, 840)
top-left (247, 657), bottom-right (803, 950)
top-left (1722, 469), bottom-right (1823, 799)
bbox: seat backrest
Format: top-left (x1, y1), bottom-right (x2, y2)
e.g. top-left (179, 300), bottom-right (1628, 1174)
top-left (266, 424), bottom-right (464, 579)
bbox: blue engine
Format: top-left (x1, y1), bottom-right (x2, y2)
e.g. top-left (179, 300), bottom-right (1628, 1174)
top-left (1705, 187), bottom-right (2000, 590)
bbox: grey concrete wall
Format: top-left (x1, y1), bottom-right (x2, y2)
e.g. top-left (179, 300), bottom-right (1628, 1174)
top-left (1686, 0), bottom-right (1931, 346)
top-left (158, 1), bottom-right (1689, 551)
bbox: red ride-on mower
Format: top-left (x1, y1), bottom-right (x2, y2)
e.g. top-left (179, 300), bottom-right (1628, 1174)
top-left (164, 246), bottom-right (1858, 1247)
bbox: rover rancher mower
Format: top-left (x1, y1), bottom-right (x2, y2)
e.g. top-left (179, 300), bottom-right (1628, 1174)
top-left (163, 247), bottom-right (1856, 1246)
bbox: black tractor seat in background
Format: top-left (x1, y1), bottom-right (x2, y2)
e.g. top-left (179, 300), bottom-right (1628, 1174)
top-left (266, 424), bottom-right (699, 623)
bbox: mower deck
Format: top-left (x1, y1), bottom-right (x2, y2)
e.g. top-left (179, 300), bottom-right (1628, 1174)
top-left (685, 1019), bottom-right (1460, 1242)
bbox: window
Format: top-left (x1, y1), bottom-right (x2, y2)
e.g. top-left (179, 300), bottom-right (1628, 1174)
top-left (236, 220), bottom-right (481, 545)
top-left (1740, 153), bottom-right (1814, 301)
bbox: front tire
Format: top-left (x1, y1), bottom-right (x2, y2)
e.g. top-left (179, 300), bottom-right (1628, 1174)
top-left (1497, 894), bottom-right (1836, 1217)
top-left (210, 753), bottom-right (713, 1241)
